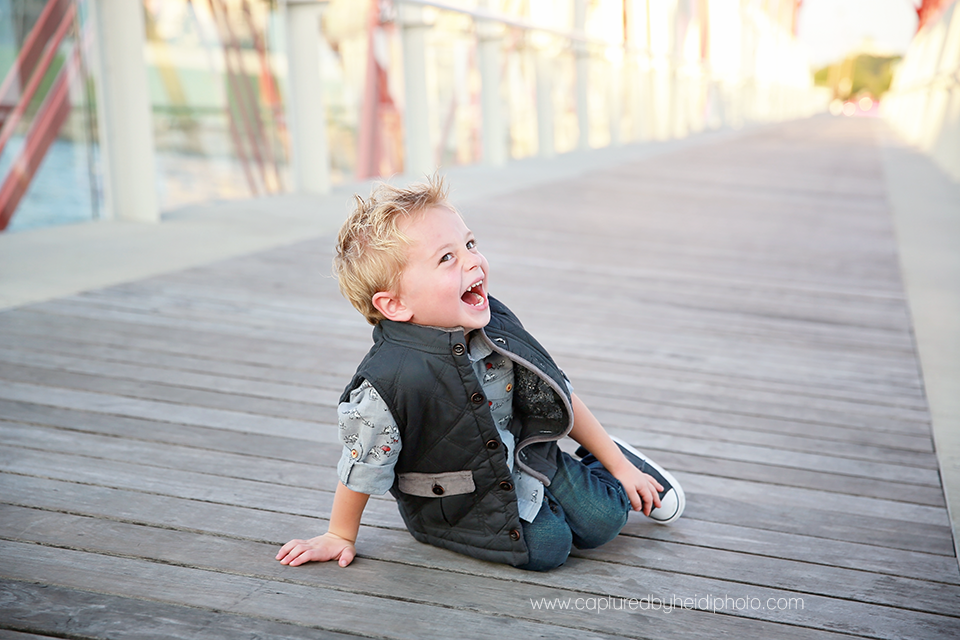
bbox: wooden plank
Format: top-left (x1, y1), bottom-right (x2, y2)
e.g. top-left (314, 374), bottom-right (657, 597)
top-left (3, 415), bottom-right (944, 511)
top-left (2, 516), bottom-right (958, 640)
top-left (0, 400), bottom-right (335, 465)
top-left (0, 542), bottom-right (637, 640)
top-left (591, 401), bottom-right (930, 443)
top-left (592, 412), bottom-right (938, 467)
top-left (6, 470), bottom-right (957, 588)
top-left (1, 438), bottom-right (951, 556)
top-left (0, 629), bottom-right (64, 640)
top-left (621, 516), bottom-right (960, 586)
top-left (0, 421), bottom-right (331, 489)
top-left (5, 293), bottom-right (916, 388)
top-left (5, 503), bottom-right (958, 618)
top-left (617, 447), bottom-right (946, 507)
top-left (602, 429), bottom-right (941, 486)
top-left (0, 381), bottom-right (337, 444)
top-left (23, 287), bottom-right (931, 406)
top-left (2, 306), bottom-right (927, 416)
top-left (0, 363), bottom-right (337, 422)
top-left (0, 346), bottom-right (342, 407)
top-left (685, 492), bottom-right (955, 556)
top-left (0, 312), bottom-right (368, 380)
top-left (14, 298), bottom-right (920, 388)
top-left (0, 580), bottom-right (363, 640)
top-left (3, 318), bottom-right (929, 438)
top-left (2, 427), bottom-right (946, 531)
top-left (0, 332), bottom-right (351, 391)
top-left (0, 447), bottom-right (398, 526)
top-left (0, 296), bottom-right (916, 402)
top-left (57, 279), bottom-right (916, 353)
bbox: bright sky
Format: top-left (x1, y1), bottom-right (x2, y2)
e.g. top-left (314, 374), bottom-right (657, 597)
top-left (796, 0), bottom-right (920, 68)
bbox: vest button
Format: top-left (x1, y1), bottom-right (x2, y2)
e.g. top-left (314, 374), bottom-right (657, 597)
top-left (485, 439), bottom-right (500, 450)
top-left (509, 529), bottom-right (521, 541)
top-left (432, 484), bottom-right (445, 496)
top-left (471, 392), bottom-right (484, 404)
top-left (452, 343), bottom-right (465, 356)
top-left (499, 481), bottom-right (513, 492)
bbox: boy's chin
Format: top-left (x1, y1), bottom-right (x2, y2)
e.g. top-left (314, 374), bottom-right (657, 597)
top-left (463, 307), bottom-right (491, 331)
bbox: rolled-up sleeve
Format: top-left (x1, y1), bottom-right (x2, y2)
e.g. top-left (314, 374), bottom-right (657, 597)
top-left (336, 379), bottom-right (401, 495)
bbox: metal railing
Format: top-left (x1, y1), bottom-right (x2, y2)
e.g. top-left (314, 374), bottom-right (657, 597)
top-left (383, 0), bottom-right (824, 179)
top-left (0, 0), bottom-right (84, 231)
top-left (882, 0), bottom-right (960, 181)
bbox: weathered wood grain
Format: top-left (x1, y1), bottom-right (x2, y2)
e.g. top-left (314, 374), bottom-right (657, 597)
top-left (3, 509), bottom-right (959, 640)
top-left (0, 580), bottom-right (363, 640)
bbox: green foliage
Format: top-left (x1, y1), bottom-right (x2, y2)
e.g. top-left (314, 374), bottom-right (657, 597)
top-left (813, 54), bottom-right (901, 99)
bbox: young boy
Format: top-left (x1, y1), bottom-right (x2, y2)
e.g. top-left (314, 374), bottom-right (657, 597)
top-left (276, 177), bottom-right (684, 571)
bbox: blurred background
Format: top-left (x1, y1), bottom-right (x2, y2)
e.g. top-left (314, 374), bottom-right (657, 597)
top-left (0, 0), bottom-right (955, 234)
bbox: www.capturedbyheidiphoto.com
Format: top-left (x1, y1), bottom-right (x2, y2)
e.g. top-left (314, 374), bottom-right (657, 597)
top-left (530, 594), bottom-right (805, 614)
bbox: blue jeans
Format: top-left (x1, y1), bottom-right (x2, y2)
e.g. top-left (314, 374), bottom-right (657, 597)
top-left (515, 450), bottom-right (630, 571)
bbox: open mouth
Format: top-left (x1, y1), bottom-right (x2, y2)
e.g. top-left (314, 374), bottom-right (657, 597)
top-left (461, 279), bottom-right (486, 307)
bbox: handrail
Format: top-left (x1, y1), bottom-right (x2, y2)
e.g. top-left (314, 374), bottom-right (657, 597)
top-left (0, 0), bottom-right (70, 117)
top-left (887, 69), bottom-right (960, 94)
top-left (0, 0), bottom-right (82, 231)
top-left (0, 2), bottom-right (77, 156)
top-left (0, 45), bottom-right (81, 231)
top-left (395, 0), bottom-right (665, 60)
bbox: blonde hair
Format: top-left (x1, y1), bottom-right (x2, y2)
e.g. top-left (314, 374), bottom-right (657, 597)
top-left (334, 175), bottom-right (451, 324)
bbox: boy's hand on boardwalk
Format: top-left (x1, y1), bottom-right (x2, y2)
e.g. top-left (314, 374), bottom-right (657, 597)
top-left (276, 532), bottom-right (357, 567)
top-left (610, 464), bottom-right (663, 516)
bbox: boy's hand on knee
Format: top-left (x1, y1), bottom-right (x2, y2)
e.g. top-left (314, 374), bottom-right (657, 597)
top-left (612, 465), bottom-right (663, 516)
top-left (276, 532), bottom-right (357, 567)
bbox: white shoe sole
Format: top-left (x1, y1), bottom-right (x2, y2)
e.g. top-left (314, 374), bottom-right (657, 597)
top-left (610, 436), bottom-right (685, 524)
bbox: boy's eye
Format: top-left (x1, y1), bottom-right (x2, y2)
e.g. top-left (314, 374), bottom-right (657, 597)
top-left (439, 253), bottom-right (453, 263)
top-left (466, 240), bottom-right (476, 250)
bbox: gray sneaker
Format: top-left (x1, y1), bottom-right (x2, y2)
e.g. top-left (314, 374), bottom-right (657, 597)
top-left (577, 436), bottom-right (685, 523)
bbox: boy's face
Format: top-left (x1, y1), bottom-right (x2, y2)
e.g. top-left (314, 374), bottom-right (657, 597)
top-left (388, 205), bottom-right (490, 331)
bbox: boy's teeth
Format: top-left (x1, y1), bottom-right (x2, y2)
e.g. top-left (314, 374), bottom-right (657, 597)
top-left (462, 279), bottom-right (486, 306)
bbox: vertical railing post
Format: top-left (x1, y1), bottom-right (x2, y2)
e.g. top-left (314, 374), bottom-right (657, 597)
top-left (477, 1), bottom-right (506, 166)
top-left (574, 0), bottom-right (589, 150)
top-left (399, 3), bottom-right (433, 178)
top-left (283, 0), bottom-right (330, 195)
top-left (91, 0), bottom-right (158, 223)
top-left (607, 52), bottom-right (622, 146)
top-left (535, 49), bottom-right (555, 158)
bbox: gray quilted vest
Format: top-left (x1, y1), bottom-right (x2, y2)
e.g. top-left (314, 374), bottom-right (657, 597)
top-left (340, 297), bottom-right (573, 566)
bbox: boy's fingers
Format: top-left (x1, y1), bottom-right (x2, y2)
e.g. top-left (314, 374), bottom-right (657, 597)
top-left (338, 547), bottom-right (356, 567)
top-left (289, 547), bottom-right (323, 566)
top-left (279, 542), bottom-right (315, 565)
top-left (277, 539), bottom-right (303, 559)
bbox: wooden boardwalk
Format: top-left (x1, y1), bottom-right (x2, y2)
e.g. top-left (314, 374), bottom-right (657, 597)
top-left (1, 116), bottom-right (958, 639)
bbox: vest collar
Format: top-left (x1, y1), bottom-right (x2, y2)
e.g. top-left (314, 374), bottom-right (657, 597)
top-left (374, 318), bottom-right (472, 355)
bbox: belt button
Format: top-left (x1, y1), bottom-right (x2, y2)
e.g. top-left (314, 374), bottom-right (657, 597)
top-left (499, 481), bottom-right (513, 492)
top-left (452, 343), bottom-right (465, 356)
top-left (485, 439), bottom-right (500, 450)
top-left (471, 392), bottom-right (484, 404)
top-left (432, 484), bottom-right (445, 496)
top-left (509, 529), bottom-right (521, 541)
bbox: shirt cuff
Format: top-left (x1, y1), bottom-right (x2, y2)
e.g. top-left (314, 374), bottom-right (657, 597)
top-left (337, 450), bottom-right (396, 495)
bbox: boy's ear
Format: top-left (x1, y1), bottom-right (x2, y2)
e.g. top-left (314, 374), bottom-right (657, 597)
top-left (372, 290), bottom-right (413, 322)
